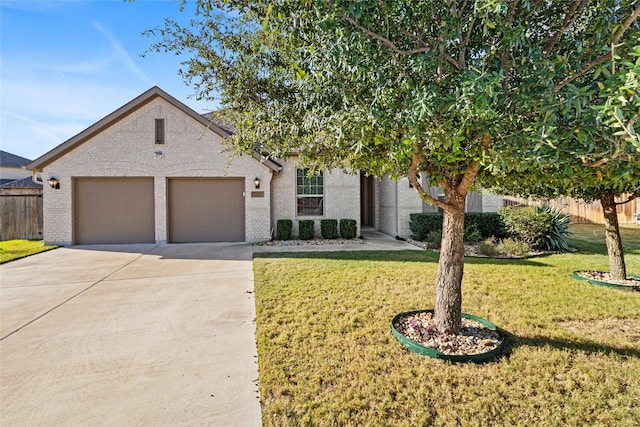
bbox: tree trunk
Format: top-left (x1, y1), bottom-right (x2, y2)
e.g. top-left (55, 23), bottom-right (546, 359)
top-left (600, 192), bottom-right (627, 280)
top-left (434, 190), bottom-right (466, 335)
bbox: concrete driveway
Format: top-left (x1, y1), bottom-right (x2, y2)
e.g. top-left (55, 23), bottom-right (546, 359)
top-left (0, 243), bottom-right (261, 426)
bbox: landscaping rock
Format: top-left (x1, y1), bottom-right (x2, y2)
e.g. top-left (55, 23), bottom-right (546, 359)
top-left (393, 311), bottom-right (502, 356)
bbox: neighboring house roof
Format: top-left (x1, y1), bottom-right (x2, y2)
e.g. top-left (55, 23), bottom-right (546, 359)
top-left (0, 176), bottom-right (43, 189)
top-left (27, 86), bottom-right (281, 172)
top-left (0, 150), bottom-right (31, 167)
top-left (202, 111), bottom-right (237, 134)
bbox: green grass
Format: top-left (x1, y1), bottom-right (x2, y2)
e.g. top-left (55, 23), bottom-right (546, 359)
top-left (253, 228), bottom-right (640, 426)
top-left (0, 240), bottom-right (57, 263)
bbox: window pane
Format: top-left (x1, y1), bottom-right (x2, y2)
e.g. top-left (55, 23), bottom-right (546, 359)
top-left (297, 196), bottom-right (323, 216)
top-left (296, 169), bottom-right (323, 196)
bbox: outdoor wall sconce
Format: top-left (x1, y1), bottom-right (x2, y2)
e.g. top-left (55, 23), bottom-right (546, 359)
top-left (254, 177), bottom-right (261, 189)
top-left (48, 177), bottom-right (60, 189)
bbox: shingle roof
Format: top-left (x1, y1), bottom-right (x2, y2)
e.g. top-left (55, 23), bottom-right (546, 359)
top-left (0, 176), bottom-right (43, 188)
top-left (201, 111), bottom-right (237, 134)
top-left (0, 150), bottom-right (32, 167)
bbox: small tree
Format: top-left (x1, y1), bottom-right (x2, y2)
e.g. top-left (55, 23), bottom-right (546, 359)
top-left (489, 37), bottom-right (640, 280)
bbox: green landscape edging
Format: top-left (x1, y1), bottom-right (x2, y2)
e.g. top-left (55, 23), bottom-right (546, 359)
top-left (572, 271), bottom-right (640, 292)
top-left (391, 309), bottom-right (505, 363)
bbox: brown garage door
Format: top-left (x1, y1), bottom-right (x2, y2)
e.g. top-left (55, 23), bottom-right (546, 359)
top-left (73, 178), bottom-right (155, 244)
top-left (168, 178), bottom-right (245, 243)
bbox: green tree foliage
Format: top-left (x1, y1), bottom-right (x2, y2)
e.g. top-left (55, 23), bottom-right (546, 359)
top-left (146, 0), bottom-right (639, 333)
top-left (488, 6), bottom-right (640, 280)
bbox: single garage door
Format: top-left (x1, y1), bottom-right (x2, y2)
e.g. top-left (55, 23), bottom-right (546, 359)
top-left (73, 177), bottom-right (155, 244)
top-left (168, 178), bottom-right (245, 243)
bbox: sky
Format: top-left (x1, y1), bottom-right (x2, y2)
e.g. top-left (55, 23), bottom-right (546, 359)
top-left (1, 0), bottom-right (218, 161)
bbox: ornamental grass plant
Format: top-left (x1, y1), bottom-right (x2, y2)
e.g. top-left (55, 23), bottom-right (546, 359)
top-left (253, 225), bottom-right (640, 426)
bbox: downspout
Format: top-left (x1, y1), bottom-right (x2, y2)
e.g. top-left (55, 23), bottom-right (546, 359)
top-left (31, 170), bottom-right (43, 185)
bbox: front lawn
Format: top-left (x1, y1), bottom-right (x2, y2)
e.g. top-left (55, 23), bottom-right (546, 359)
top-left (0, 240), bottom-right (57, 264)
top-left (253, 228), bottom-right (640, 426)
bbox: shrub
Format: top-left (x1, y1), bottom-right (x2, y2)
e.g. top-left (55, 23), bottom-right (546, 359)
top-left (464, 223), bottom-right (482, 243)
top-left (478, 237), bottom-right (501, 257)
top-left (276, 219), bottom-right (293, 240)
top-left (339, 219), bottom-right (357, 239)
top-left (498, 205), bottom-right (572, 251)
top-left (426, 230), bottom-right (442, 249)
top-left (537, 205), bottom-right (571, 251)
top-left (299, 220), bottom-right (315, 240)
top-left (497, 238), bottom-right (531, 257)
top-left (410, 212), bottom-right (506, 241)
top-left (320, 219), bottom-right (339, 239)
top-left (498, 206), bottom-right (551, 248)
top-left (465, 212), bottom-right (507, 239)
top-left (409, 213), bottom-right (442, 241)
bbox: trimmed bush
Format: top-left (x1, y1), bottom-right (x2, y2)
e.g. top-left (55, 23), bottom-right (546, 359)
top-left (320, 219), bottom-right (339, 239)
top-left (465, 212), bottom-right (507, 239)
top-left (339, 219), bottom-right (357, 239)
top-left (299, 220), bottom-right (315, 240)
top-left (410, 212), bottom-right (506, 241)
top-left (276, 219), bottom-right (293, 241)
top-left (409, 213), bottom-right (443, 241)
top-left (464, 223), bottom-right (482, 243)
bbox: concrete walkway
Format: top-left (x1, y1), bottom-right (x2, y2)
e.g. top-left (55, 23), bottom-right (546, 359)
top-left (1, 243), bottom-right (261, 427)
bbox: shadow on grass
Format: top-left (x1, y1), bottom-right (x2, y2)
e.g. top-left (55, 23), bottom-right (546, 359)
top-left (254, 249), bottom-right (551, 266)
top-left (500, 329), bottom-right (640, 359)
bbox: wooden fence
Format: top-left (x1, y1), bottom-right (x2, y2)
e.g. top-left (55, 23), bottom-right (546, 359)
top-left (0, 195), bottom-right (43, 240)
top-left (503, 194), bottom-right (639, 224)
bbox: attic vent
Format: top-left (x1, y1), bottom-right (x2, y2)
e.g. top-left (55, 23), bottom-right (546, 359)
top-left (155, 118), bottom-right (165, 144)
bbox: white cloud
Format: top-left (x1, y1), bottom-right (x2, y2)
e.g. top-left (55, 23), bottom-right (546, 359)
top-left (92, 20), bottom-right (154, 85)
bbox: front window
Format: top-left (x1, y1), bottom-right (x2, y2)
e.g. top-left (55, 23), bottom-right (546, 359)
top-left (296, 168), bottom-right (323, 216)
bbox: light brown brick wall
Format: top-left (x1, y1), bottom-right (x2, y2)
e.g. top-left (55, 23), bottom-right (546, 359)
top-left (42, 97), bottom-right (273, 245)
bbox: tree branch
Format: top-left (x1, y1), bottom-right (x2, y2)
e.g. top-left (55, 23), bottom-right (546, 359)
top-left (458, 133), bottom-right (490, 196)
top-left (614, 194), bottom-right (637, 206)
top-left (408, 153), bottom-right (447, 209)
top-left (543, 0), bottom-right (587, 57)
top-left (340, 13), bottom-right (431, 56)
top-left (554, 5), bottom-right (640, 91)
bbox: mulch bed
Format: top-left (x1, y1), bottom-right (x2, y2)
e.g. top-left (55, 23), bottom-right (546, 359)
top-left (393, 311), bottom-right (502, 356)
top-left (575, 270), bottom-right (640, 289)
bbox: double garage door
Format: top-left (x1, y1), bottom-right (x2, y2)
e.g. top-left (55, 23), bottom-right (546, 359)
top-left (73, 178), bottom-right (245, 244)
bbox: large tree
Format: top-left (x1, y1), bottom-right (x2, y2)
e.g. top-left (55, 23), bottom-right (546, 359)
top-left (147, 1), bottom-right (639, 334)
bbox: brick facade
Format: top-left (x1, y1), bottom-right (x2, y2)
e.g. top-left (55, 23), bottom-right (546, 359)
top-left (271, 157), bottom-right (360, 238)
top-left (38, 95), bottom-right (273, 245)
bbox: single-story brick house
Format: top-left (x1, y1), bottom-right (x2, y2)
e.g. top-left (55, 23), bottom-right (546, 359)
top-left (27, 86), bottom-right (501, 246)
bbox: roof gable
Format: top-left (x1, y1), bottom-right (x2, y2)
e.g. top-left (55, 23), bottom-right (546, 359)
top-left (27, 86), bottom-right (233, 171)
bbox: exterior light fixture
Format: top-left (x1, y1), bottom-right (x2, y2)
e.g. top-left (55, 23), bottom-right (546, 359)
top-left (48, 177), bottom-right (60, 189)
top-left (254, 177), bottom-right (261, 189)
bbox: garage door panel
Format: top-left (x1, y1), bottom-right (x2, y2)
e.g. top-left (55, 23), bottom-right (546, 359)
top-left (74, 178), bottom-right (155, 244)
top-left (168, 178), bottom-right (245, 243)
